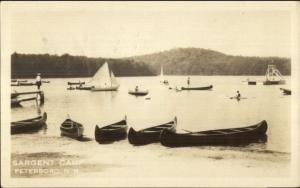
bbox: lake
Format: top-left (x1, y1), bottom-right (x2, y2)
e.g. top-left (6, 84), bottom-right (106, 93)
top-left (11, 76), bottom-right (291, 178)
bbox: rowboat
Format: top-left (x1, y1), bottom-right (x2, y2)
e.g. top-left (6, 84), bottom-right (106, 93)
top-left (280, 88), bottom-right (291, 95)
top-left (67, 81), bottom-right (85, 85)
top-left (181, 85), bottom-right (213, 90)
top-left (76, 85), bottom-right (93, 90)
top-left (11, 112), bottom-right (47, 134)
top-left (128, 117), bottom-right (177, 145)
top-left (160, 120), bottom-right (267, 147)
top-left (128, 90), bottom-right (149, 96)
top-left (95, 116), bottom-right (127, 143)
top-left (60, 118), bottom-right (84, 139)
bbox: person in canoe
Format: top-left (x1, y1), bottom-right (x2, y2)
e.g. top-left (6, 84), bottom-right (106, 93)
top-left (187, 77), bottom-right (190, 87)
top-left (234, 90), bottom-right (241, 100)
top-left (36, 73), bottom-right (42, 90)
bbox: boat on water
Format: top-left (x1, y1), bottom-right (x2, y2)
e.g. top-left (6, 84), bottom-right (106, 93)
top-left (160, 120), bottom-right (267, 147)
top-left (181, 85), bottom-right (213, 90)
top-left (87, 62), bottom-right (119, 91)
top-left (75, 85), bottom-right (93, 90)
top-left (280, 88), bottom-right (291, 95)
top-left (60, 118), bottom-right (84, 139)
top-left (263, 65), bottom-right (286, 85)
top-left (11, 82), bottom-right (36, 86)
top-left (95, 116), bottom-right (128, 143)
top-left (128, 117), bottom-right (177, 145)
top-left (248, 81), bottom-right (257, 85)
top-left (160, 65), bottom-right (169, 85)
top-left (67, 81), bottom-right (85, 85)
top-left (11, 112), bottom-right (47, 134)
top-left (128, 89), bottom-right (149, 96)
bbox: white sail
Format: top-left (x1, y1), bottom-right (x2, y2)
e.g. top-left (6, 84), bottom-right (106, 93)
top-left (90, 62), bottom-right (111, 87)
top-left (110, 71), bottom-right (119, 87)
top-left (265, 65), bottom-right (284, 81)
top-left (160, 65), bottom-right (164, 81)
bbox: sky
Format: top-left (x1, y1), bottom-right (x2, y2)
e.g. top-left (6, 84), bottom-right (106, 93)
top-left (5, 2), bottom-right (293, 58)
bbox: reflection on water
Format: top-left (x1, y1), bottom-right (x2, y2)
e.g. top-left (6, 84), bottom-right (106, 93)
top-left (11, 76), bottom-right (290, 154)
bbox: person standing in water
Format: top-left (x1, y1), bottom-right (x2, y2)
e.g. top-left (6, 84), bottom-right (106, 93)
top-left (36, 73), bottom-right (42, 90)
top-left (187, 77), bottom-right (190, 87)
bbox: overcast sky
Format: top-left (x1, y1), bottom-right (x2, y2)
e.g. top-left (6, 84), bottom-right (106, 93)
top-left (6, 2), bottom-right (293, 58)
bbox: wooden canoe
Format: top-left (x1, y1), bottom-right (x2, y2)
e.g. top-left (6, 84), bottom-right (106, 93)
top-left (95, 116), bottom-right (127, 143)
top-left (280, 88), bottom-right (291, 95)
top-left (68, 81), bottom-right (85, 85)
top-left (11, 112), bottom-right (47, 134)
top-left (60, 118), bottom-right (84, 139)
top-left (160, 120), bottom-right (268, 147)
top-left (128, 90), bottom-right (149, 96)
top-left (181, 85), bottom-right (213, 90)
top-left (128, 117), bottom-right (177, 145)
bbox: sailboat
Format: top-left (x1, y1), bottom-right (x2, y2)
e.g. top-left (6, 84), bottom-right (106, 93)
top-left (89, 62), bottom-right (120, 91)
top-left (160, 65), bottom-right (169, 85)
top-left (263, 64), bottom-right (286, 85)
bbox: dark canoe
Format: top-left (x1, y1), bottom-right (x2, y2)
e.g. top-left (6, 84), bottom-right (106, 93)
top-left (263, 80), bottom-right (286, 85)
top-left (76, 85), bottom-right (93, 90)
top-left (128, 117), bottom-right (177, 146)
top-left (11, 112), bottom-right (47, 134)
top-left (248, 81), bottom-right (256, 85)
top-left (128, 90), bottom-right (149, 96)
top-left (160, 120), bottom-right (268, 147)
top-left (181, 85), bottom-right (213, 90)
top-left (280, 88), bottom-right (291, 95)
top-left (60, 119), bottom-right (84, 139)
top-left (95, 117), bottom-right (127, 143)
top-left (68, 81), bottom-right (85, 85)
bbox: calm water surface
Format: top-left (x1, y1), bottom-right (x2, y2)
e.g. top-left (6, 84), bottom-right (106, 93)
top-left (11, 76), bottom-right (291, 177)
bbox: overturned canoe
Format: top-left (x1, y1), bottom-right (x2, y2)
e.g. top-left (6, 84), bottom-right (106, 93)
top-left (60, 118), bottom-right (84, 139)
top-left (11, 112), bottom-right (47, 134)
top-left (95, 116), bottom-right (127, 143)
top-left (128, 117), bottom-right (177, 145)
top-left (160, 120), bottom-right (267, 147)
top-left (181, 85), bottom-right (213, 90)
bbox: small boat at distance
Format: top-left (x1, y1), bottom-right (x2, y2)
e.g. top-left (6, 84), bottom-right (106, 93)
top-left (181, 85), bottom-right (213, 90)
top-left (67, 81), bottom-right (85, 85)
top-left (263, 65), bottom-right (286, 85)
top-left (128, 117), bottom-right (177, 145)
top-left (60, 118), bottom-right (84, 139)
top-left (95, 116), bottom-right (127, 143)
top-left (280, 88), bottom-right (291, 95)
top-left (160, 120), bottom-right (267, 147)
top-left (128, 89), bottom-right (149, 96)
top-left (11, 112), bottom-right (47, 134)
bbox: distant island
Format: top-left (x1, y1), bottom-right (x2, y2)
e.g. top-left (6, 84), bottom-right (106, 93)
top-left (11, 48), bottom-right (291, 78)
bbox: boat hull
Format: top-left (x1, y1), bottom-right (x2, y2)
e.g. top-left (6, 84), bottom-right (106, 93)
top-left (181, 85), bottom-right (213, 90)
top-left (60, 119), bottom-right (84, 139)
top-left (91, 85), bottom-right (119, 91)
top-left (280, 88), bottom-right (291, 95)
top-left (11, 112), bottom-right (47, 134)
top-left (248, 81), bottom-right (256, 85)
top-left (160, 120), bottom-right (268, 147)
top-left (128, 118), bottom-right (177, 146)
top-left (128, 90), bottom-right (148, 96)
top-left (263, 80), bottom-right (286, 85)
top-left (95, 126), bottom-right (127, 143)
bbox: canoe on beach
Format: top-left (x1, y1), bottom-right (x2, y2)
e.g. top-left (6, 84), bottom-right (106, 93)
top-left (11, 112), bottom-right (47, 134)
top-left (95, 116), bottom-right (127, 143)
top-left (60, 118), bottom-right (84, 139)
top-left (128, 117), bottom-right (177, 145)
top-left (160, 120), bottom-right (268, 147)
top-left (181, 85), bottom-right (213, 90)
